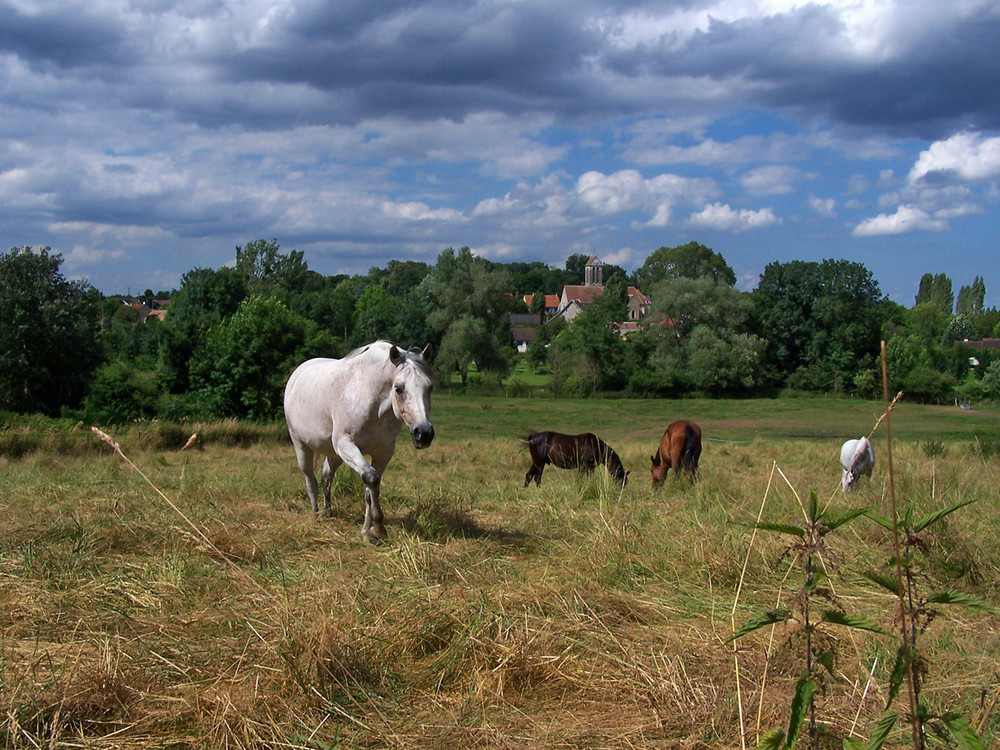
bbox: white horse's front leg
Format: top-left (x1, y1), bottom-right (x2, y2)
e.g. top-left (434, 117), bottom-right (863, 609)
top-left (363, 444), bottom-right (396, 542)
top-left (334, 438), bottom-right (384, 541)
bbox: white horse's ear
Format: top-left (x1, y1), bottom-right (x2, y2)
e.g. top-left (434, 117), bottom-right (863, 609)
top-left (389, 344), bottom-right (403, 366)
top-left (420, 344), bottom-right (433, 362)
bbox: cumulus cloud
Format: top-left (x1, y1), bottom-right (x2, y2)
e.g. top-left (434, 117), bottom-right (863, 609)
top-left (808, 194), bottom-right (836, 217)
top-left (908, 132), bottom-right (1000, 184)
top-left (686, 203), bottom-right (781, 232)
top-left (852, 205), bottom-right (946, 236)
top-left (741, 165), bottom-right (810, 196)
top-left (379, 201), bottom-right (464, 222)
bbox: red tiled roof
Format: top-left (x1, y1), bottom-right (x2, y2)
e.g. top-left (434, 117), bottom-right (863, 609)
top-left (562, 285), bottom-right (604, 305)
top-left (627, 286), bottom-right (650, 304)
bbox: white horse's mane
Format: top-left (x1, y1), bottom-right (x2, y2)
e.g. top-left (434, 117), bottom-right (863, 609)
top-left (342, 340), bottom-right (434, 380)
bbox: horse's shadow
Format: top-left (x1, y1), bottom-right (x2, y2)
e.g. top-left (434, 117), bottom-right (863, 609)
top-left (398, 503), bottom-right (531, 547)
top-left (308, 495), bottom-right (530, 547)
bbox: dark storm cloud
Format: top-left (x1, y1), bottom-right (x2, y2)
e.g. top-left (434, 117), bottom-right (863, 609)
top-left (631, 3), bottom-right (1000, 138)
top-left (215, 0), bottom-right (604, 124)
top-left (4, 0), bottom-right (995, 138)
top-left (0, 2), bottom-right (131, 70)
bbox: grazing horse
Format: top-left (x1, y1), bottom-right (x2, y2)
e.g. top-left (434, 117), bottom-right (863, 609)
top-left (522, 431), bottom-right (628, 488)
top-left (284, 341), bottom-right (434, 541)
top-left (650, 420), bottom-right (702, 485)
top-left (840, 436), bottom-right (874, 492)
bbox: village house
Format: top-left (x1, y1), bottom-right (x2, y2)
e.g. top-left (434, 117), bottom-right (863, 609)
top-left (122, 297), bottom-right (170, 323)
top-left (520, 293), bottom-right (561, 319)
top-left (551, 255), bottom-right (651, 334)
top-left (511, 255), bottom-right (652, 350)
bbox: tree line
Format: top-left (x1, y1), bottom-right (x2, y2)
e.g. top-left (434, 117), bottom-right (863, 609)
top-left (2, 240), bottom-right (999, 424)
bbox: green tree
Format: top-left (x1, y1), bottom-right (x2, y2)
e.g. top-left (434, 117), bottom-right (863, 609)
top-left (944, 314), bottom-right (977, 346)
top-left (352, 284), bottom-right (406, 345)
top-left (378, 259), bottom-right (432, 299)
top-left (528, 288), bottom-right (547, 315)
top-left (633, 241), bottom-right (736, 287)
top-left (417, 247), bottom-right (513, 380)
top-left (0, 246), bottom-right (103, 414)
top-left (639, 276), bottom-right (761, 393)
top-left (287, 272), bottom-right (353, 339)
top-left (548, 288), bottom-right (630, 394)
top-left (753, 259), bottom-right (885, 391)
top-left (82, 360), bottom-right (160, 425)
top-left (908, 302), bottom-right (952, 345)
top-left (158, 266), bottom-right (246, 393)
top-left (101, 302), bottom-right (161, 363)
top-left (564, 253), bottom-right (590, 283)
top-left (914, 272), bottom-right (954, 313)
top-left (982, 359), bottom-right (1000, 398)
top-left (235, 238), bottom-right (310, 296)
top-left (956, 275), bottom-right (987, 317)
top-left (434, 315), bottom-right (491, 385)
top-left (525, 317), bottom-right (564, 371)
top-left (189, 296), bottom-right (338, 420)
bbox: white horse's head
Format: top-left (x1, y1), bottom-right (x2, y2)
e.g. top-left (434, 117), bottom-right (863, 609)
top-left (389, 344), bottom-right (435, 448)
top-left (840, 436), bottom-right (874, 492)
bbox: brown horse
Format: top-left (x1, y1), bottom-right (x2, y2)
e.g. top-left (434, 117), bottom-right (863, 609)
top-left (650, 420), bottom-right (702, 485)
top-left (522, 431), bottom-right (629, 488)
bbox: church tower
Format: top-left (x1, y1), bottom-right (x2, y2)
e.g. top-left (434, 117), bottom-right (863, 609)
top-left (584, 255), bottom-right (604, 287)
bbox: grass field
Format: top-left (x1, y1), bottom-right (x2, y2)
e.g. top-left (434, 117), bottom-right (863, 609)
top-left (3, 394), bottom-right (1000, 748)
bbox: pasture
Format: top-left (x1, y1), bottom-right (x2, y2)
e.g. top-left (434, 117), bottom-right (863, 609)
top-left (3, 394), bottom-right (1000, 748)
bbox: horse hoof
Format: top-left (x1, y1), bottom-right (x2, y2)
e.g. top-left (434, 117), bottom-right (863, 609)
top-left (362, 524), bottom-right (388, 543)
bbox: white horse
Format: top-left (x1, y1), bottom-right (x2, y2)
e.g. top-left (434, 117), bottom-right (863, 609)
top-left (284, 341), bottom-right (434, 541)
top-left (840, 436), bottom-right (875, 492)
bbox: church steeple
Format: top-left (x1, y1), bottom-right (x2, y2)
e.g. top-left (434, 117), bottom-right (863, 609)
top-left (584, 255), bottom-right (604, 287)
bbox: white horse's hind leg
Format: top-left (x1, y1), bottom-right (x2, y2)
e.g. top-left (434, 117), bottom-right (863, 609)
top-left (320, 455), bottom-right (343, 518)
top-left (292, 442), bottom-right (320, 515)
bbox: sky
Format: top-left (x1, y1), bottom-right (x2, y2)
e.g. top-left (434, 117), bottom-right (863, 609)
top-left (2, 0), bottom-right (999, 307)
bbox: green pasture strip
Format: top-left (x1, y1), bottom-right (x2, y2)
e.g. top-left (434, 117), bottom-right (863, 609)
top-left (432, 393), bottom-right (1000, 445)
top-left (3, 396), bottom-right (999, 460)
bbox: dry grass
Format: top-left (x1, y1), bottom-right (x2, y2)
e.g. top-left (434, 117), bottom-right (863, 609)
top-left (3, 406), bottom-right (1000, 748)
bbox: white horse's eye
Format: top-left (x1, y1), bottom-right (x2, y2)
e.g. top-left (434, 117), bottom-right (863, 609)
top-left (395, 385), bottom-right (404, 395)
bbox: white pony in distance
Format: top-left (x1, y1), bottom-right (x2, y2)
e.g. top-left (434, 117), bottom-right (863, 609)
top-left (284, 341), bottom-right (434, 541)
top-left (840, 436), bottom-right (875, 492)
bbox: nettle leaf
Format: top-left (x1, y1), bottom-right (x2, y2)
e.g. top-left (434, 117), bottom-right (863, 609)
top-left (860, 570), bottom-right (901, 595)
top-left (787, 677), bottom-right (818, 748)
top-left (885, 647), bottom-right (907, 709)
top-left (752, 522), bottom-right (806, 537)
top-left (914, 499), bottom-right (977, 532)
top-left (823, 506), bottom-right (873, 532)
top-left (815, 649), bottom-right (835, 676)
top-left (864, 710), bottom-right (900, 750)
top-left (820, 609), bottom-right (890, 636)
top-left (727, 608), bottom-right (791, 642)
top-left (842, 739), bottom-right (865, 750)
top-left (940, 712), bottom-right (985, 750)
top-left (926, 590), bottom-right (1000, 616)
top-left (753, 727), bottom-right (785, 750)
top-left (865, 510), bottom-right (894, 530)
top-left (809, 491), bottom-right (820, 524)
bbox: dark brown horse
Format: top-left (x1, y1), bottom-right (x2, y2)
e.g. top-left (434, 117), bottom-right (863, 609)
top-left (650, 420), bottom-right (702, 485)
top-left (522, 431), bottom-right (629, 488)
